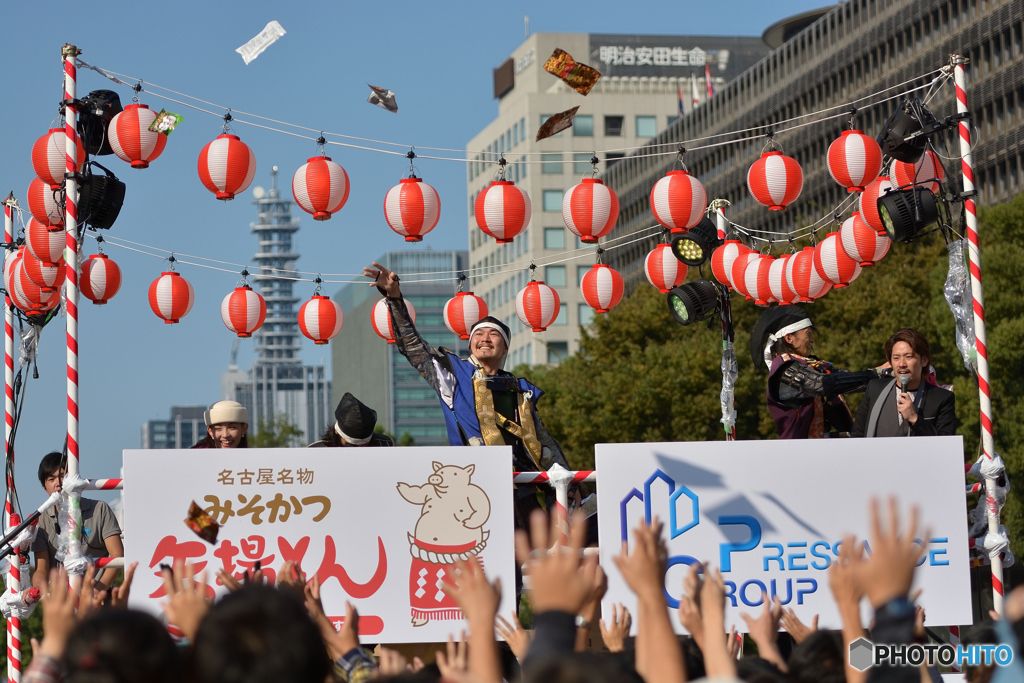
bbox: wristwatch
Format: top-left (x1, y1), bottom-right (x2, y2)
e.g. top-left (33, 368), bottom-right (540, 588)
top-left (575, 614), bottom-right (591, 629)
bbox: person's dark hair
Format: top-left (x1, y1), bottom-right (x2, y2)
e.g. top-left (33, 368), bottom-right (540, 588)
top-left (192, 585), bottom-right (329, 683)
top-left (787, 630), bottom-right (845, 683)
top-left (62, 609), bottom-right (183, 683)
top-left (962, 621), bottom-right (998, 682)
top-left (680, 637), bottom-right (705, 680)
top-left (191, 432), bottom-right (249, 449)
top-left (317, 425), bottom-right (343, 447)
top-left (524, 653), bottom-right (644, 683)
top-left (38, 451), bottom-right (65, 487)
top-left (736, 656), bottom-right (787, 683)
top-left (884, 328), bottom-right (931, 365)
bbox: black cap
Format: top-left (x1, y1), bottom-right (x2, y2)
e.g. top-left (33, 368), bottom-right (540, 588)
top-left (335, 393), bottom-right (377, 440)
top-left (750, 306), bottom-right (811, 369)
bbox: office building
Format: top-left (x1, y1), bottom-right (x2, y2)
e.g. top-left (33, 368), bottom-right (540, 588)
top-left (467, 32), bottom-right (769, 364)
top-left (604, 0), bottom-right (1024, 289)
top-left (141, 405), bottom-right (207, 449)
top-left (331, 250), bottom-right (468, 446)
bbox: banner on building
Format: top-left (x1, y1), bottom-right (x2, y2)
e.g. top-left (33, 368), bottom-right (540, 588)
top-left (124, 447), bottom-right (515, 643)
top-left (596, 437), bottom-right (971, 632)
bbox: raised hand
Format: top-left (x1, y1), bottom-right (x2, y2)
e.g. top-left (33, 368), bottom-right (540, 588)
top-left (161, 560), bottom-right (211, 643)
top-left (39, 567), bottom-right (78, 659)
top-left (495, 612), bottom-right (532, 663)
top-left (741, 594), bottom-right (787, 671)
top-left (362, 261), bottom-right (401, 298)
top-left (515, 509), bottom-right (598, 615)
top-left (109, 562), bottom-right (138, 609)
top-left (599, 603), bottom-right (632, 653)
top-left (441, 558), bottom-right (502, 626)
top-left (850, 498), bottom-right (929, 608)
top-left (677, 562), bottom-right (704, 648)
top-left (780, 607), bottom-right (818, 644)
top-left (612, 517), bottom-right (667, 604)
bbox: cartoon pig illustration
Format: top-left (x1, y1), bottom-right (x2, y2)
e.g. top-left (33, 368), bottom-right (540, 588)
top-left (397, 462), bottom-right (491, 626)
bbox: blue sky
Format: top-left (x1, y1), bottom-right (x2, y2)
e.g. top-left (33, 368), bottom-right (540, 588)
top-left (0, 0), bottom-right (827, 507)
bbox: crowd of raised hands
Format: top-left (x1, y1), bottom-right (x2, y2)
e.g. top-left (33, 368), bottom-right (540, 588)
top-left (19, 497), bottom-right (1018, 683)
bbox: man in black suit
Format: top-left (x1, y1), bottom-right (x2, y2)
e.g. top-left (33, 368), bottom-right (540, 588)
top-left (852, 328), bottom-right (956, 437)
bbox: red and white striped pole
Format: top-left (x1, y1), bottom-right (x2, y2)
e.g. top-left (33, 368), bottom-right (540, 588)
top-left (952, 54), bottom-right (1003, 616)
top-left (4, 197), bottom-right (22, 683)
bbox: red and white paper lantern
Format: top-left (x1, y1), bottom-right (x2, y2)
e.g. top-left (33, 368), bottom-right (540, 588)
top-left (710, 240), bottom-right (752, 289)
top-left (743, 254), bottom-right (775, 306)
top-left (644, 243), bottom-right (687, 293)
top-left (443, 292), bottom-right (487, 340)
top-left (581, 264), bottom-right (624, 313)
top-left (859, 177), bottom-right (893, 235)
top-left (827, 130), bottom-right (883, 193)
top-left (108, 104), bottom-right (167, 169)
top-left (293, 156), bottom-right (350, 221)
top-left (22, 253), bottom-right (65, 292)
top-left (80, 254), bottom-right (122, 305)
top-left (384, 177), bottom-right (441, 241)
top-left (4, 247), bottom-right (24, 294)
top-left (889, 150), bottom-right (945, 194)
top-left (26, 177), bottom-right (63, 227)
top-left (651, 170), bottom-right (707, 232)
top-left (300, 295), bottom-right (345, 344)
top-left (839, 212), bottom-right (890, 267)
top-left (562, 179), bottom-right (619, 243)
top-left (32, 128), bottom-right (86, 188)
top-left (516, 281), bottom-right (560, 332)
top-left (148, 271), bottom-right (195, 324)
top-left (474, 181), bottom-right (531, 243)
top-left (11, 259), bottom-right (57, 314)
top-left (768, 255), bottom-right (798, 305)
top-left (221, 286), bottom-right (267, 338)
top-left (730, 251), bottom-right (761, 299)
top-left (747, 151), bottom-right (803, 211)
top-left (813, 232), bottom-right (861, 288)
top-left (786, 247), bottom-right (832, 301)
top-left (371, 298), bottom-right (415, 344)
top-left (197, 134), bottom-right (257, 200)
top-left (26, 218), bottom-right (65, 265)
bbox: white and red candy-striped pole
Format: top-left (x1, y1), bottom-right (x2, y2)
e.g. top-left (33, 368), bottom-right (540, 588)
top-left (4, 198), bottom-right (22, 683)
top-left (952, 54), bottom-right (1004, 617)
top-left (515, 465), bottom-right (596, 545)
top-left (83, 478), bottom-right (123, 490)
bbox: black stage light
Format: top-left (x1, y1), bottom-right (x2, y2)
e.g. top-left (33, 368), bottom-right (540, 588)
top-left (878, 187), bottom-right (941, 243)
top-left (670, 217), bottom-right (722, 267)
top-left (77, 90), bottom-right (123, 156)
top-left (667, 279), bottom-right (720, 326)
top-left (78, 162), bottom-right (126, 230)
top-left (876, 98), bottom-right (938, 164)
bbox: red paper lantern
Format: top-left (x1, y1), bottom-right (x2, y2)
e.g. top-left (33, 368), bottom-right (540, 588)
top-left (889, 150), bottom-right (945, 194)
top-left (26, 178), bottom-right (63, 227)
top-left (839, 212), bottom-right (890, 267)
top-left (827, 130), bottom-right (883, 193)
top-left (581, 264), bottom-right (624, 313)
top-left (26, 218), bottom-right (65, 265)
top-left (22, 253), bottom-right (65, 292)
top-left (644, 244), bottom-right (687, 293)
top-left (221, 286), bottom-right (267, 338)
top-left (786, 247), bottom-right (832, 301)
top-left (300, 295), bottom-right (345, 345)
top-left (371, 297), bottom-right (415, 344)
top-left (32, 128), bottom-right (86, 188)
top-left (710, 240), bottom-right (752, 289)
top-left (12, 259), bottom-right (58, 313)
top-left (747, 151), bottom-right (803, 211)
top-left (768, 255), bottom-right (798, 305)
top-left (197, 134), bottom-right (257, 200)
top-left (80, 254), bottom-right (122, 305)
top-left (108, 104), bottom-right (167, 169)
top-left (516, 281), bottom-right (560, 332)
top-left (443, 292), bottom-right (487, 340)
top-left (3, 247), bottom-right (24, 294)
top-left (743, 254), bottom-right (774, 306)
top-left (813, 232), bottom-right (861, 289)
top-left (562, 179), bottom-right (619, 244)
top-left (148, 271), bottom-right (195, 324)
top-left (474, 181), bottom-right (531, 243)
top-left (650, 170), bottom-right (707, 232)
top-left (384, 177), bottom-right (441, 242)
top-left (730, 251), bottom-right (760, 299)
top-left (859, 177), bottom-right (893, 235)
top-left (293, 156), bottom-right (350, 221)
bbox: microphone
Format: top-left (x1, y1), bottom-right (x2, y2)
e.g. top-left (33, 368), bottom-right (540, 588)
top-left (899, 374), bottom-right (910, 393)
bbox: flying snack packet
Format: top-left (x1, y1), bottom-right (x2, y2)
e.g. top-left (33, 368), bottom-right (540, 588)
top-left (184, 500), bottom-right (220, 544)
top-left (148, 109), bottom-right (184, 135)
top-left (536, 106), bottom-right (580, 141)
top-left (367, 84), bottom-right (398, 113)
top-left (236, 20), bottom-right (287, 65)
top-left (543, 48), bottom-right (602, 95)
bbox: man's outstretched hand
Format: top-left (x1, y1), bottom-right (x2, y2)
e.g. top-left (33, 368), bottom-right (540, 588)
top-left (363, 262), bottom-right (401, 298)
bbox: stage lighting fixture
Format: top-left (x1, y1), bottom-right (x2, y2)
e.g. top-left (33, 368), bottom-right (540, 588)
top-left (878, 187), bottom-right (943, 243)
top-left (77, 90), bottom-right (123, 156)
top-left (78, 162), bottom-right (126, 230)
top-left (667, 279), bottom-right (720, 326)
top-left (876, 98), bottom-right (939, 164)
top-left (671, 217), bottom-right (722, 267)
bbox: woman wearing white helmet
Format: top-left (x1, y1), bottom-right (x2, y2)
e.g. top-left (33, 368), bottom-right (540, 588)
top-left (191, 400), bottom-right (249, 449)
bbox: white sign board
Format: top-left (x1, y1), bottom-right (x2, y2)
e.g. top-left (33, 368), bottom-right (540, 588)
top-left (124, 447), bottom-right (515, 643)
top-left (596, 437), bottom-right (971, 633)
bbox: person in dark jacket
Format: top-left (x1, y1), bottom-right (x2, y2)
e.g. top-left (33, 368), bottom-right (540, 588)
top-left (307, 393), bottom-right (394, 447)
top-left (852, 328), bottom-right (956, 437)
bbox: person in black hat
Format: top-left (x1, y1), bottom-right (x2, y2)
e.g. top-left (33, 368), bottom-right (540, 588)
top-left (752, 306), bottom-right (889, 439)
top-left (307, 393), bottom-right (394, 447)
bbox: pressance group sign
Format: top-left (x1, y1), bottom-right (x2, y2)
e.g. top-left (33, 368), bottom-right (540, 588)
top-left (123, 447), bottom-right (515, 643)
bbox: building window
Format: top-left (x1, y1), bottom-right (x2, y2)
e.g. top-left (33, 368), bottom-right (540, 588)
top-left (577, 265), bottom-right (590, 286)
top-left (539, 114), bottom-right (563, 137)
top-left (573, 153), bottom-right (592, 174)
top-left (578, 304), bottom-right (595, 326)
top-left (545, 265), bottom-right (567, 287)
top-left (636, 116), bottom-right (657, 137)
top-left (574, 115), bottom-right (594, 136)
top-left (554, 303), bottom-right (568, 325)
top-left (547, 341), bottom-right (569, 364)
top-left (544, 228), bottom-right (565, 249)
top-left (604, 116), bottom-right (624, 136)
top-left (541, 153), bottom-right (563, 174)
top-left (542, 190), bottom-right (563, 212)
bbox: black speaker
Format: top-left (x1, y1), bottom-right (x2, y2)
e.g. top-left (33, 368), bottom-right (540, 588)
top-left (77, 90), bottom-right (123, 156)
top-left (78, 162), bottom-right (125, 230)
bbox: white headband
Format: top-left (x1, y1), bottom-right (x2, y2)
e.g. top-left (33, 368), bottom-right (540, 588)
top-left (470, 321), bottom-right (510, 348)
top-left (763, 319), bottom-right (814, 368)
top-left (334, 422), bottom-right (373, 446)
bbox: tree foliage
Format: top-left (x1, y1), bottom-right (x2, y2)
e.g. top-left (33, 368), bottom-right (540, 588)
top-left (522, 193), bottom-right (1024, 554)
top-left (248, 415), bottom-right (304, 448)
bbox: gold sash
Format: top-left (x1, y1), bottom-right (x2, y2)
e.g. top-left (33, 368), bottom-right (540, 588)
top-left (471, 372), bottom-right (543, 468)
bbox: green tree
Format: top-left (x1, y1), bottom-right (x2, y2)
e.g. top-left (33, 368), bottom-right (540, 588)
top-left (399, 432), bottom-right (416, 447)
top-left (248, 415), bottom-right (304, 447)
